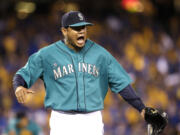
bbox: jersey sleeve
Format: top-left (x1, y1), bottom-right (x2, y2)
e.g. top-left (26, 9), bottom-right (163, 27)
top-left (16, 51), bottom-right (43, 88)
top-left (107, 53), bottom-right (132, 93)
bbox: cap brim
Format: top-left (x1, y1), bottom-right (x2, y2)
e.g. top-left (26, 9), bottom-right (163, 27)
top-left (69, 22), bottom-right (93, 27)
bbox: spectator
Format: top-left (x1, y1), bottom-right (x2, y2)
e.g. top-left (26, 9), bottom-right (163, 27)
top-left (4, 111), bottom-right (41, 135)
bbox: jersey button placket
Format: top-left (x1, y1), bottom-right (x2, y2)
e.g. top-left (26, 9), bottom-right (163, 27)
top-left (77, 53), bottom-right (86, 111)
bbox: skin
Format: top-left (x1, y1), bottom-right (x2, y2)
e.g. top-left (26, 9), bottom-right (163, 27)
top-left (61, 26), bottom-right (87, 51)
top-left (15, 26), bottom-right (87, 103)
top-left (15, 86), bottom-right (34, 104)
top-left (141, 108), bottom-right (145, 118)
top-left (15, 25), bottom-right (146, 117)
top-left (61, 25), bottom-right (146, 117)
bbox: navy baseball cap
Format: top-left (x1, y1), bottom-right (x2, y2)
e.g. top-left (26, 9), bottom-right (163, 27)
top-left (61, 11), bottom-right (93, 28)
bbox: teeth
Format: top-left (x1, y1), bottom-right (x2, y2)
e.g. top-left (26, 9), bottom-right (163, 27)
top-left (77, 39), bottom-right (84, 44)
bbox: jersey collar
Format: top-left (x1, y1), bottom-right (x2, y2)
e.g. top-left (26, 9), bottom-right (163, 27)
top-left (56, 39), bottom-right (94, 55)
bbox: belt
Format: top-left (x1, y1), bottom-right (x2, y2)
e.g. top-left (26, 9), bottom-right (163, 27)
top-left (57, 110), bottom-right (94, 114)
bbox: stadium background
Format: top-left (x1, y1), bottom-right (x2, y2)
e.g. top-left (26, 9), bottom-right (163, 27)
top-left (0, 0), bottom-right (180, 134)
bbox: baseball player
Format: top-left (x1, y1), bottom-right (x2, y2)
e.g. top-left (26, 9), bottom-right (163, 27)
top-left (13, 11), bottom-right (167, 135)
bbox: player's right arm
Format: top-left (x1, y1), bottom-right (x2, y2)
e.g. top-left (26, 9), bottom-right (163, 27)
top-left (13, 51), bottom-right (43, 104)
top-left (13, 74), bottom-right (35, 104)
top-left (15, 86), bottom-right (34, 104)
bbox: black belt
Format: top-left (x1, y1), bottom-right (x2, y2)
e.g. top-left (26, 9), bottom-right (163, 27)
top-left (59, 110), bottom-right (93, 114)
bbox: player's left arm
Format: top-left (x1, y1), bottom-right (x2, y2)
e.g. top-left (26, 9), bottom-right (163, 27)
top-left (119, 85), bottom-right (145, 113)
top-left (106, 52), bottom-right (145, 113)
top-left (107, 52), bottom-right (168, 134)
top-left (119, 85), bottom-right (168, 135)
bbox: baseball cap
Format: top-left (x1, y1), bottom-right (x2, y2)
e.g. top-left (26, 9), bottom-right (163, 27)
top-left (61, 11), bottom-right (93, 28)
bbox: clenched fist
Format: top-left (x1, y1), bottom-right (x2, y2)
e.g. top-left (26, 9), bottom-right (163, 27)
top-left (15, 86), bottom-right (35, 104)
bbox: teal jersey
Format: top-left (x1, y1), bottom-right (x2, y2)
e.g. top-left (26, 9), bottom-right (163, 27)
top-left (16, 39), bottom-right (132, 112)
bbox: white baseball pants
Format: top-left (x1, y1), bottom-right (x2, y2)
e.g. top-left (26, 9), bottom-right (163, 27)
top-left (49, 110), bottom-right (104, 135)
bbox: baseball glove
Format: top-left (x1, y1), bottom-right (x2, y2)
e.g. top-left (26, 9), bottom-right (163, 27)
top-left (144, 107), bottom-right (168, 135)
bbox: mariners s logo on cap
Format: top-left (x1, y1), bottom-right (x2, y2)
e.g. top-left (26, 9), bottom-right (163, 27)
top-left (61, 11), bottom-right (93, 27)
top-left (78, 13), bottom-right (84, 21)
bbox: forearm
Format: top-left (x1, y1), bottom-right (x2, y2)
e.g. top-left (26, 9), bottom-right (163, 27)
top-left (13, 74), bottom-right (35, 104)
top-left (119, 85), bottom-right (145, 112)
top-left (13, 74), bottom-right (27, 90)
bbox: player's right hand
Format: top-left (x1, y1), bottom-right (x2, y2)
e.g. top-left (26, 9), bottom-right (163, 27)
top-left (15, 86), bottom-right (35, 104)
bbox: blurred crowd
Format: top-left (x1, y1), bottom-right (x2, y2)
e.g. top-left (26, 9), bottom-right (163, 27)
top-left (0, 1), bottom-right (180, 135)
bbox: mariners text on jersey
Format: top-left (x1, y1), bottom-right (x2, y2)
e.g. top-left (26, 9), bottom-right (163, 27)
top-left (53, 62), bottom-right (99, 80)
top-left (16, 39), bottom-right (132, 112)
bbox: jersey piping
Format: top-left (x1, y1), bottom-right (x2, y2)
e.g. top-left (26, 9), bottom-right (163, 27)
top-left (55, 43), bottom-right (79, 110)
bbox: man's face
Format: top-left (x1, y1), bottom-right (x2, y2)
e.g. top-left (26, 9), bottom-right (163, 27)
top-left (17, 117), bottom-right (29, 128)
top-left (62, 26), bottom-right (87, 48)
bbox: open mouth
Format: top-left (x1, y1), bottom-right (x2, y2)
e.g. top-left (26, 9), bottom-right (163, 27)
top-left (77, 36), bottom-right (85, 44)
top-left (77, 36), bottom-right (84, 40)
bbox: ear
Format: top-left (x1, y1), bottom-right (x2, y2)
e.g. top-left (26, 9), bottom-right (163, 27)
top-left (61, 27), bottom-right (67, 37)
